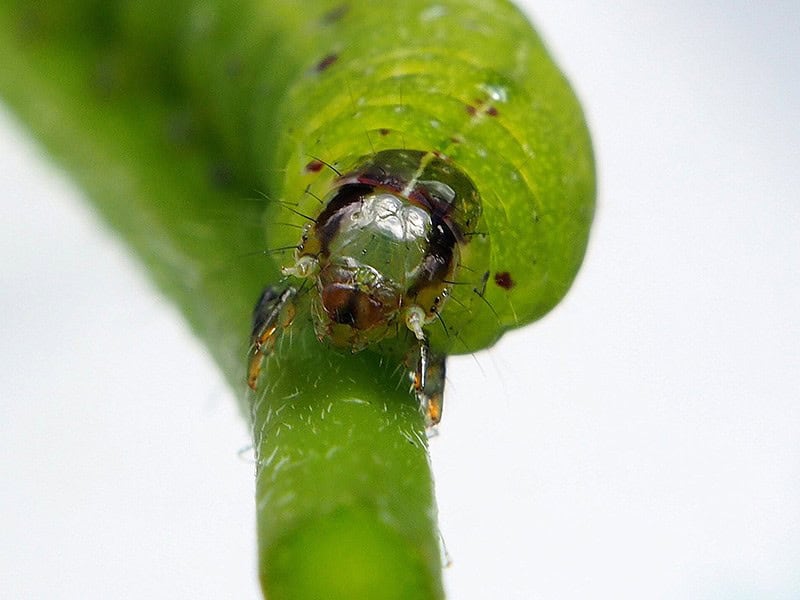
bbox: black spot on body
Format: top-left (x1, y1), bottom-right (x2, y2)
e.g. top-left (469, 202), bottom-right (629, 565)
top-left (379, 128), bottom-right (390, 136)
top-left (316, 53), bottom-right (338, 72)
top-left (306, 160), bottom-right (324, 173)
top-left (494, 272), bottom-right (514, 290)
top-left (486, 106), bottom-right (499, 117)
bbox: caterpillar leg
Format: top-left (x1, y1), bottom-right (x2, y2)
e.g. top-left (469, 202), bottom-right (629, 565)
top-left (404, 305), bottom-right (447, 426)
top-left (247, 286), bottom-right (297, 390)
top-left (410, 338), bottom-right (447, 427)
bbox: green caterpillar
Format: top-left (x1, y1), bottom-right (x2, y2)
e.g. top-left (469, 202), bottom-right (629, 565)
top-left (222, 1), bottom-right (595, 423)
top-left (13, 0), bottom-right (593, 421)
top-left (2, 0), bottom-right (594, 595)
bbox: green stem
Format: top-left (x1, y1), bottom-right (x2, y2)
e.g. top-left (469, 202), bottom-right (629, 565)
top-left (0, 5), bottom-right (443, 597)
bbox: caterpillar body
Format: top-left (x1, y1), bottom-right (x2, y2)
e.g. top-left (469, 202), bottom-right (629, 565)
top-left (119, 0), bottom-right (594, 421)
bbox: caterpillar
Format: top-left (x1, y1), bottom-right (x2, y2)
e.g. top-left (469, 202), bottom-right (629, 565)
top-left (1, 0), bottom-right (594, 595)
top-left (229, 1), bottom-right (595, 423)
top-left (80, 0), bottom-right (593, 423)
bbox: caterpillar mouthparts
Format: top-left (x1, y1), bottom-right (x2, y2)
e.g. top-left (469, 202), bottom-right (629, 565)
top-left (291, 149), bottom-right (483, 349)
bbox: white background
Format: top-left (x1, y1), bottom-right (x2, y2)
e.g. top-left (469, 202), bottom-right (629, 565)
top-left (2, 2), bottom-right (799, 598)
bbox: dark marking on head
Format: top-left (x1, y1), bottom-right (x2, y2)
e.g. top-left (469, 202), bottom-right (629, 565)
top-left (408, 216), bottom-right (457, 297)
top-left (321, 4), bottom-right (349, 24)
top-left (486, 106), bottom-right (499, 117)
top-left (379, 128), bottom-right (391, 136)
top-left (322, 285), bottom-right (358, 326)
top-left (322, 284), bottom-right (386, 330)
top-left (305, 160), bottom-right (324, 173)
top-left (494, 271), bottom-right (514, 290)
top-left (314, 184), bottom-right (374, 254)
top-left (465, 105), bottom-right (477, 116)
top-left (316, 53), bottom-right (339, 72)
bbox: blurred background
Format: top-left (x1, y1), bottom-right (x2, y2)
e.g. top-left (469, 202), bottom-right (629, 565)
top-left (1, 1), bottom-right (798, 598)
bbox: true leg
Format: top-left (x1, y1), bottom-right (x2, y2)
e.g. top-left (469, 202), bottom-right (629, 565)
top-left (247, 286), bottom-right (296, 390)
top-left (412, 339), bottom-right (447, 427)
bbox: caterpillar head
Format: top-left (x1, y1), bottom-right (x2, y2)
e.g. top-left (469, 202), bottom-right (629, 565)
top-left (282, 149), bottom-right (485, 353)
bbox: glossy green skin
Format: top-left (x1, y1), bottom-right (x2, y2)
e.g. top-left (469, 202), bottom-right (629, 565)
top-left (10, 3), bottom-right (594, 355)
top-left (165, 0), bottom-right (593, 354)
top-left (257, 1), bottom-right (596, 353)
